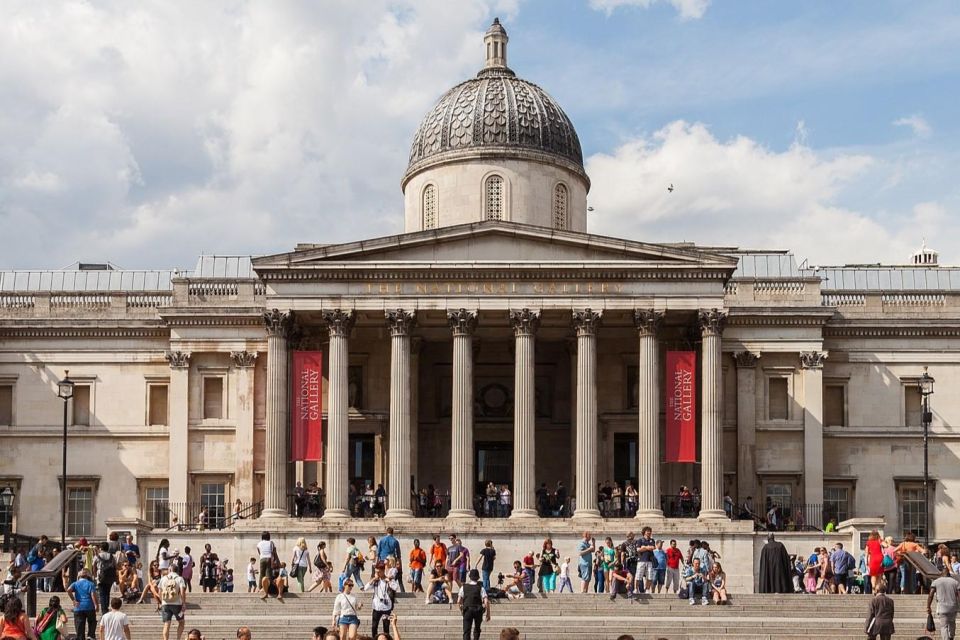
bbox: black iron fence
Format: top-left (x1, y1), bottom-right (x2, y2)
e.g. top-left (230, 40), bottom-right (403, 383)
top-left (744, 503), bottom-right (825, 532)
top-left (161, 501), bottom-right (262, 531)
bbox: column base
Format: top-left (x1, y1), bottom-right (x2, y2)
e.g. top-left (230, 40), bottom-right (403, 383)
top-left (509, 508), bottom-right (538, 519)
top-left (571, 509), bottom-right (601, 520)
top-left (634, 509), bottom-right (664, 520)
top-left (321, 508), bottom-right (352, 521)
top-left (259, 508), bottom-right (289, 519)
top-left (446, 509), bottom-right (477, 520)
top-left (698, 509), bottom-right (728, 521)
top-left (385, 508), bottom-right (414, 519)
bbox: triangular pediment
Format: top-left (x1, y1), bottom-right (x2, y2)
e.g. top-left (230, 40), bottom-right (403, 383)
top-left (253, 221), bottom-right (737, 271)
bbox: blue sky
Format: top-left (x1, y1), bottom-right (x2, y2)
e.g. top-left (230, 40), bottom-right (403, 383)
top-left (0, 0), bottom-right (957, 267)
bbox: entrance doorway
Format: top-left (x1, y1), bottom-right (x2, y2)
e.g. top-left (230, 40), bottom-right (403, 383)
top-left (613, 433), bottom-right (638, 489)
top-left (349, 434), bottom-right (375, 492)
top-left (476, 441), bottom-right (512, 511)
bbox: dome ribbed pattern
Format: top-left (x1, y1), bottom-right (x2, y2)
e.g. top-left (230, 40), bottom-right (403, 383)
top-left (406, 69), bottom-right (584, 174)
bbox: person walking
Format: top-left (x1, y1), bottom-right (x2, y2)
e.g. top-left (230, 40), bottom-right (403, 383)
top-left (865, 586), bottom-right (895, 640)
top-left (864, 531), bottom-right (884, 594)
top-left (331, 580), bottom-right (361, 640)
top-left (928, 565), bottom-right (960, 640)
top-left (477, 540), bottom-right (496, 592)
top-left (157, 563), bottom-right (187, 640)
top-left (67, 568), bottom-right (100, 640)
top-left (256, 532), bottom-right (278, 600)
top-left (576, 533), bottom-right (595, 593)
top-left (308, 542), bottom-right (333, 593)
top-left (292, 538), bottom-right (311, 592)
top-left (94, 541), bottom-right (118, 616)
top-left (343, 538), bottom-right (365, 589)
top-left (97, 597), bottom-right (131, 640)
top-left (538, 539), bottom-right (559, 593)
top-left (377, 527), bottom-right (403, 592)
top-left (460, 569), bottom-right (490, 640)
top-left (362, 563), bottom-right (399, 638)
top-left (408, 539), bottom-right (427, 593)
top-left (35, 595), bottom-right (67, 640)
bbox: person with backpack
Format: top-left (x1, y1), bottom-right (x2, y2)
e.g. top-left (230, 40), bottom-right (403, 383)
top-left (94, 541), bottom-right (118, 615)
top-left (460, 569), bottom-right (490, 640)
top-left (307, 542), bottom-right (332, 593)
top-left (342, 538), bottom-right (364, 589)
top-left (34, 595), bottom-right (67, 640)
top-left (1, 595), bottom-right (37, 640)
top-left (362, 562), bottom-right (399, 638)
top-left (157, 563), bottom-right (187, 640)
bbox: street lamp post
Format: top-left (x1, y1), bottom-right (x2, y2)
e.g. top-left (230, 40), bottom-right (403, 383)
top-left (57, 371), bottom-right (75, 548)
top-left (1, 486), bottom-right (14, 551)
top-left (918, 368), bottom-right (935, 549)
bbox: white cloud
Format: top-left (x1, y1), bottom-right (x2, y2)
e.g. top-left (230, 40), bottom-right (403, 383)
top-left (892, 114), bottom-right (932, 138)
top-left (586, 121), bottom-right (946, 264)
top-left (588, 0), bottom-right (710, 20)
top-left (0, 1), bottom-right (507, 268)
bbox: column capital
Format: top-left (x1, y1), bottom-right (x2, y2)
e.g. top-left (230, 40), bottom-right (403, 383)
top-left (698, 308), bottom-right (728, 337)
top-left (799, 350), bottom-right (828, 369)
top-left (447, 308), bottom-right (478, 337)
top-left (263, 308), bottom-right (293, 338)
top-left (733, 351), bottom-right (760, 368)
top-left (633, 309), bottom-right (664, 336)
top-left (322, 309), bottom-right (355, 338)
top-left (165, 350), bottom-right (190, 370)
top-left (385, 309), bottom-right (416, 336)
top-left (230, 350), bottom-right (258, 368)
top-left (509, 308), bottom-right (541, 336)
top-left (572, 308), bottom-right (602, 336)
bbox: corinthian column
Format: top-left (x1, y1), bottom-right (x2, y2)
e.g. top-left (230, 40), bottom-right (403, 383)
top-left (447, 309), bottom-right (477, 519)
top-left (322, 309), bottom-right (354, 520)
top-left (572, 309), bottom-right (601, 519)
top-left (262, 310), bottom-right (292, 518)
top-left (635, 309), bottom-right (665, 518)
top-left (510, 308), bottom-right (540, 518)
top-left (385, 309), bottom-right (416, 518)
top-left (698, 308), bottom-right (727, 520)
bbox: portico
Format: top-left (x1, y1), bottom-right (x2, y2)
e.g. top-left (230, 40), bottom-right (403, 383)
top-left (251, 221), bottom-right (738, 522)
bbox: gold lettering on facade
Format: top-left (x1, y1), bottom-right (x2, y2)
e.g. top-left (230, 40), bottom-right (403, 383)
top-left (362, 281), bottom-right (625, 295)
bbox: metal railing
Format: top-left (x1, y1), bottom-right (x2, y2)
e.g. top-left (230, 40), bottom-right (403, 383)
top-left (160, 501), bottom-right (262, 530)
top-left (743, 503), bottom-right (825, 532)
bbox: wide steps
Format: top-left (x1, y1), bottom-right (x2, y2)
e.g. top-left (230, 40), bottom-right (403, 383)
top-left (61, 593), bottom-right (928, 640)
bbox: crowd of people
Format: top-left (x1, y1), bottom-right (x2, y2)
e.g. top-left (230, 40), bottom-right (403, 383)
top-left (5, 525), bottom-right (960, 640)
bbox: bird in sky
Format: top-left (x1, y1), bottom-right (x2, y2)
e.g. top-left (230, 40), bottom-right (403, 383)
top-left (667, 183), bottom-right (674, 193)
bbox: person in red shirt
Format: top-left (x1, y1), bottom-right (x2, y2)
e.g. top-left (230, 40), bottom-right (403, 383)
top-left (664, 539), bottom-right (684, 594)
top-left (409, 539), bottom-right (427, 593)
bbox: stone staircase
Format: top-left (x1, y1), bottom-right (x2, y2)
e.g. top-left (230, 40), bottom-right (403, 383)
top-left (64, 592), bottom-right (931, 640)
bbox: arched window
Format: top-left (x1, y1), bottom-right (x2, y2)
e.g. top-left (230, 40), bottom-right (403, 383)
top-left (553, 183), bottom-right (568, 230)
top-left (422, 184), bottom-right (437, 230)
top-left (484, 175), bottom-right (504, 221)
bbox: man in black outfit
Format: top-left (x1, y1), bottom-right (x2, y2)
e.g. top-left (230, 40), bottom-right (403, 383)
top-left (460, 568), bottom-right (490, 640)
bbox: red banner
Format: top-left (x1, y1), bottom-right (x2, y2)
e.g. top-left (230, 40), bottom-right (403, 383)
top-left (665, 351), bottom-right (697, 463)
top-left (291, 351), bottom-right (323, 462)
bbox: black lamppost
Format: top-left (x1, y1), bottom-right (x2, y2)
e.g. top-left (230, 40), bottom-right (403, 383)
top-left (1, 486), bottom-right (14, 551)
top-left (57, 371), bottom-right (74, 548)
top-left (918, 368), bottom-right (935, 549)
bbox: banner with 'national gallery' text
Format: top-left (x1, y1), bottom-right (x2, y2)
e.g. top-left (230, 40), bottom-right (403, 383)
top-left (665, 351), bottom-right (697, 463)
top-left (291, 351), bottom-right (323, 462)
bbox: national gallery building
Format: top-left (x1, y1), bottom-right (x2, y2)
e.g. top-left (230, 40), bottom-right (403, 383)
top-left (1, 21), bottom-right (956, 556)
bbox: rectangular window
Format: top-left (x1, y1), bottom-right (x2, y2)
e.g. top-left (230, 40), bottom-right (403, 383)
top-left (0, 385), bottom-right (12, 425)
top-left (143, 486), bottom-right (169, 528)
top-left (904, 385), bottom-right (922, 427)
top-left (768, 378), bottom-right (789, 420)
top-left (67, 486), bottom-right (94, 536)
top-left (900, 486), bottom-right (927, 539)
top-left (203, 377), bottom-right (224, 420)
top-left (199, 482), bottom-right (226, 529)
top-left (765, 483), bottom-right (792, 508)
top-left (72, 385), bottom-right (91, 426)
top-left (148, 384), bottom-right (169, 426)
top-left (823, 486), bottom-right (850, 523)
top-left (824, 384), bottom-right (846, 427)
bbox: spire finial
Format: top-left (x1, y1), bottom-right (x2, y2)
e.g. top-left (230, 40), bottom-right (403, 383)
top-left (483, 17), bottom-right (509, 70)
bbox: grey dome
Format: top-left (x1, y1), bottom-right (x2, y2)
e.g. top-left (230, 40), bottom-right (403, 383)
top-left (404, 67), bottom-right (585, 184)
